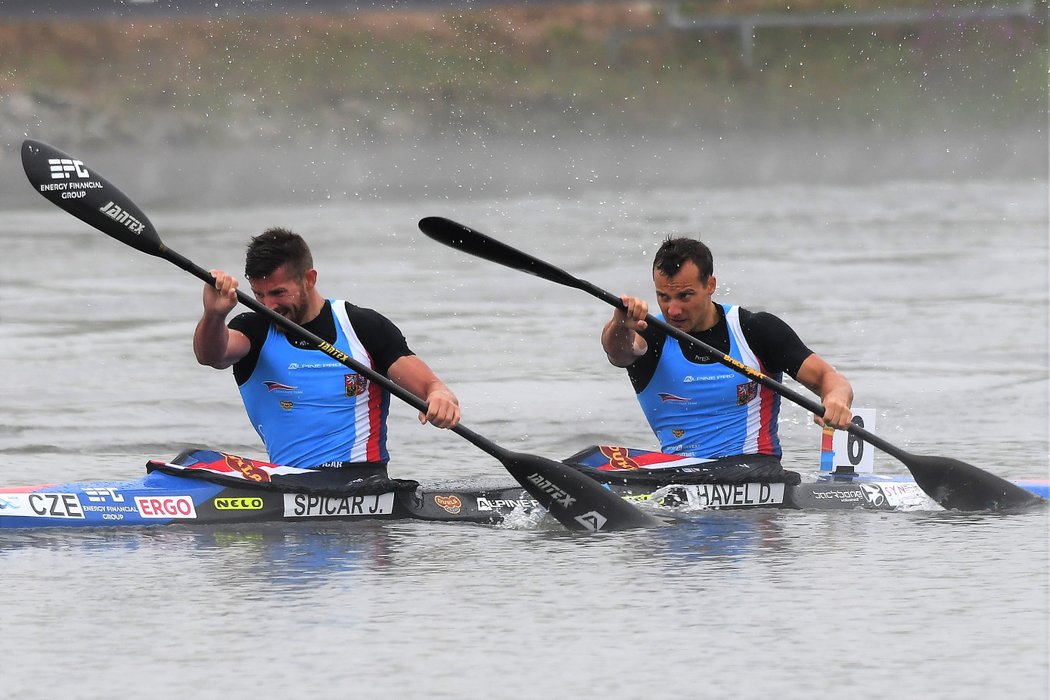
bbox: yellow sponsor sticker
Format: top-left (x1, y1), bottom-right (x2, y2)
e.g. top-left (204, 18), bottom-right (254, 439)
top-left (214, 497), bottom-right (265, 511)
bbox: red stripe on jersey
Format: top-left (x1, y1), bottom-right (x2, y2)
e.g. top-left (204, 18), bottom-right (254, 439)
top-left (364, 359), bottom-right (384, 463)
top-left (756, 358), bottom-right (778, 454)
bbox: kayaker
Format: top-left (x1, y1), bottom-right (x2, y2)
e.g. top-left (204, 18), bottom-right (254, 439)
top-left (193, 227), bottom-right (460, 475)
top-left (601, 236), bottom-right (853, 482)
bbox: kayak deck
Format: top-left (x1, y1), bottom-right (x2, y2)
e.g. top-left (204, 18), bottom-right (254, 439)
top-left (1, 447), bottom-right (1045, 529)
top-left (0, 470), bottom-right (542, 528)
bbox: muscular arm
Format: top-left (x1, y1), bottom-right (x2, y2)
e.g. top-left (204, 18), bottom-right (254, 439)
top-left (387, 355), bottom-right (461, 429)
top-left (794, 354), bottom-right (854, 430)
top-left (601, 296), bottom-right (650, 368)
top-left (193, 270), bottom-right (251, 369)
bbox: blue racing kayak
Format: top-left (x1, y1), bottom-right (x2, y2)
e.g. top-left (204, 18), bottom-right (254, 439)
top-left (1, 446), bottom-right (1045, 529)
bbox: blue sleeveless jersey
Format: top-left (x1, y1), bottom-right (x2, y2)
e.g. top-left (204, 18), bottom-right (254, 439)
top-left (237, 300), bottom-right (390, 467)
top-left (635, 304), bottom-right (782, 459)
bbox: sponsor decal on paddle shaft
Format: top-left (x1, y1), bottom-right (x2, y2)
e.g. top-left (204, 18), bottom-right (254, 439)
top-left (284, 493), bottom-right (395, 518)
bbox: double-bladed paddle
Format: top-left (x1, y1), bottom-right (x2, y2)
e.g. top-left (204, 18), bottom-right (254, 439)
top-left (417, 216), bottom-right (1045, 512)
top-left (21, 139), bottom-right (663, 532)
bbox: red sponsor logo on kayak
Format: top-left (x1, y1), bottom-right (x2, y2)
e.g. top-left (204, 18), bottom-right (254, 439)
top-left (598, 446), bottom-right (642, 471)
top-left (135, 496), bottom-right (197, 519)
top-left (434, 495), bottom-right (462, 514)
top-left (223, 453), bottom-right (272, 483)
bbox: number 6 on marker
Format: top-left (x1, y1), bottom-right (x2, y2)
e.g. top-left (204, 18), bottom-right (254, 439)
top-left (832, 408), bottom-right (877, 474)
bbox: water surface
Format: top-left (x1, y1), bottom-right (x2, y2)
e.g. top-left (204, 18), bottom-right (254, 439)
top-left (1, 180), bottom-right (1047, 699)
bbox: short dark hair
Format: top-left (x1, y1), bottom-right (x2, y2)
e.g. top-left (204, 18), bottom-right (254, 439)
top-left (245, 227), bottom-right (313, 280)
top-left (653, 237), bottom-right (713, 280)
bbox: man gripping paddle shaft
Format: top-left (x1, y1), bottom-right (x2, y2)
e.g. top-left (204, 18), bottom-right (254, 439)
top-left (19, 140), bottom-right (657, 530)
top-left (602, 236), bottom-right (853, 482)
top-left (194, 227), bottom-right (460, 476)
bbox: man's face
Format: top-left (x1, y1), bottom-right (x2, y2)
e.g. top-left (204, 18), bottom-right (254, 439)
top-left (653, 260), bottom-right (717, 333)
top-left (248, 264), bottom-right (315, 324)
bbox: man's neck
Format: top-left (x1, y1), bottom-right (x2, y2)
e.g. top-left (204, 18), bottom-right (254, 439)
top-left (691, 301), bottom-right (722, 333)
top-left (300, 294), bottom-right (328, 326)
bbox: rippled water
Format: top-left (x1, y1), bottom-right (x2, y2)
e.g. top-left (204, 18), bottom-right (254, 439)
top-left (1, 179), bottom-right (1047, 699)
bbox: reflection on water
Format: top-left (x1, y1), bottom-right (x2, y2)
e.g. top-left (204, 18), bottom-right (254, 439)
top-left (189, 524), bottom-right (395, 590)
top-left (641, 510), bottom-right (790, 562)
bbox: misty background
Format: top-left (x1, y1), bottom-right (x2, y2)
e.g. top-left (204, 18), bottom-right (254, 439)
top-left (0, 0), bottom-right (1045, 209)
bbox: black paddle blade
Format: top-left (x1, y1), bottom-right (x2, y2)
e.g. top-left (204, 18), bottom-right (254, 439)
top-left (418, 216), bottom-right (587, 291)
top-left (904, 454), bottom-right (1044, 511)
top-left (22, 139), bottom-right (164, 258)
top-left (499, 450), bottom-right (665, 531)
